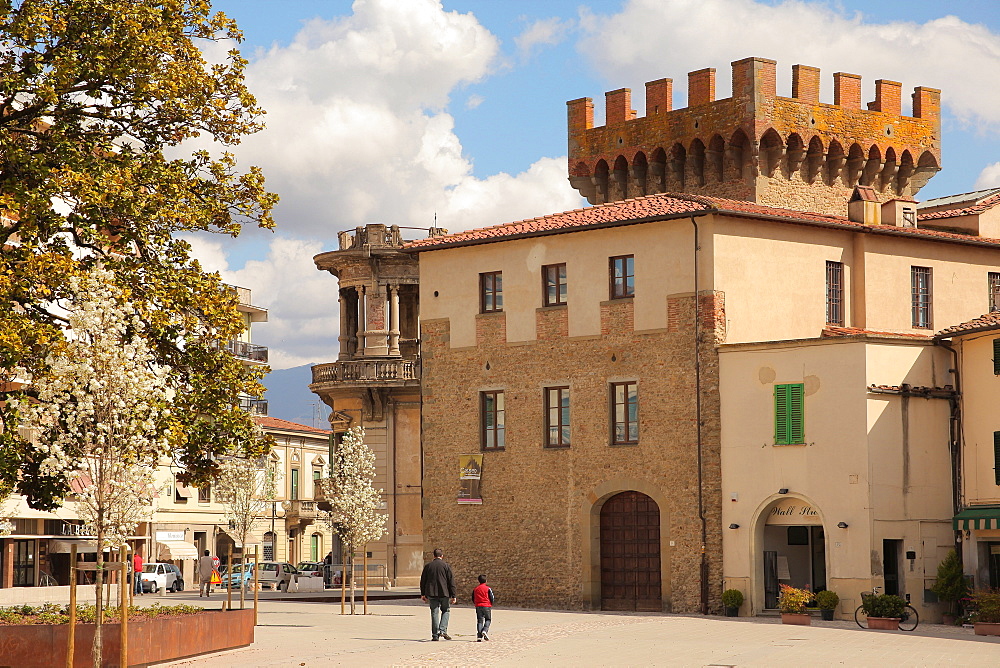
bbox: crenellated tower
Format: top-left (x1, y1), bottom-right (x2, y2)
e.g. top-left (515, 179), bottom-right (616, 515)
top-left (567, 57), bottom-right (941, 215)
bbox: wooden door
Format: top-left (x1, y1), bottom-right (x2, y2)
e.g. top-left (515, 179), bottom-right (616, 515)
top-left (600, 491), bottom-right (661, 611)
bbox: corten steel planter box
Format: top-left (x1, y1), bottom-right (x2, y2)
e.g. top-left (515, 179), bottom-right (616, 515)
top-left (780, 612), bottom-right (811, 625)
top-left (974, 622), bottom-right (1000, 636)
top-left (866, 616), bottom-right (900, 630)
top-left (0, 608), bottom-right (253, 668)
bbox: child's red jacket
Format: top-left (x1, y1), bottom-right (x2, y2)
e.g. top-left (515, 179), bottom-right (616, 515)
top-left (473, 583), bottom-right (495, 607)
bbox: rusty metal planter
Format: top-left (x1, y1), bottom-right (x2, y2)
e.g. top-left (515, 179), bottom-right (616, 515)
top-left (0, 608), bottom-right (254, 668)
top-left (974, 622), bottom-right (1000, 636)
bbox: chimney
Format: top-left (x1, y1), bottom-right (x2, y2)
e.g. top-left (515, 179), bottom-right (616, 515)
top-left (688, 68), bottom-right (716, 106)
top-left (848, 186), bottom-right (880, 225)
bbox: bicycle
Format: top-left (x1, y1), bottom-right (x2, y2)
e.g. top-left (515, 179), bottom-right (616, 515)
top-left (855, 586), bottom-right (919, 631)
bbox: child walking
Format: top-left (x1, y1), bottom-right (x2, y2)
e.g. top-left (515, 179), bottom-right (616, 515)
top-left (473, 574), bottom-right (495, 641)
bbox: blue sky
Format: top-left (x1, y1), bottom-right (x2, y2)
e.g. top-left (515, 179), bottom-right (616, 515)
top-left (191, 0), bottom-right (1000, 370)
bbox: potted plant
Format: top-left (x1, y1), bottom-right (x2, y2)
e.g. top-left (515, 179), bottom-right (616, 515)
top-left (816, 589), bottom-right (839, 621)
top-left (778, 584), bottom-right (811, 625)
top-left (862, 593), bottom-right (906, 630)
top-left (722, 589), bottom-right (743, 617)
top-left (930, 549), bottom-right (967, 625)
top-left (970, 589), bottom-right (1000, 636)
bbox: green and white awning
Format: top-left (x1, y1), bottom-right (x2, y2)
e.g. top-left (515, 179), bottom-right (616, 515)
top-left (953, 507), bottom-right (1000, 530)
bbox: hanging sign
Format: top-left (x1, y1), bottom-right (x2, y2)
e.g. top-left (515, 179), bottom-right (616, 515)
top-left (458, 454), bottom-right (483, 504)
top-left (765, 499), bottom-right (822, 525)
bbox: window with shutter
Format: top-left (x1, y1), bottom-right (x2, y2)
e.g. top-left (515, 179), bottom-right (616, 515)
top-left (774, 383), bottom-right (805, 445)
top-left (994, 432), bottom-right (1000, 486)
top-left (994, 339), bottom-right (1000, 376)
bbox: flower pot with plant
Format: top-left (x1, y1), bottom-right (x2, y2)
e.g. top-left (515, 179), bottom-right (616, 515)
top-left (971, 589), bottom-right (1000, 636)
top-left (930, 549), bottom-right (967, 625)
top-left (862, 593), bottom-right (906, 630)
top-left (722, 589), bottom-right (743, 617)
top-left (816, 589), bottom-right (839, 621)
top-left (778, 584), bottom-right (812, 625)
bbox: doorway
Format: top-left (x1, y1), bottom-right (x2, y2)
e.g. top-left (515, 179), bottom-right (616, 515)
top-left (883, 539), bottom-right (902, 596)
top-left (989, 543), bottom-right (1000, 589)
top-left (762, 525), bottom-right (826, 608)
top-left (599, 491), bottom-right (661, 611)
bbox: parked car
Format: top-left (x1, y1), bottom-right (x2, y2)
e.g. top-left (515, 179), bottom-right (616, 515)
top-left (296, 561), bottom-right (323, 578)
top-left (216, 561), bottom-right (298, 591)
top-left (140, 563), bottom-right (183, 593)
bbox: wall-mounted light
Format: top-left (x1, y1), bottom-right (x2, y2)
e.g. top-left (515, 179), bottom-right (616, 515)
top-left (728, 523), bottom-right (740, 529)
top-left (778, 488), bottom-right (789, 495)
top-left (837, 521), bottom-right (848, 529)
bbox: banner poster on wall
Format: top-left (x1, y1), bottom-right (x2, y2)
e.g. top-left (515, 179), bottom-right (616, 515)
top-left (458, 454), bottom-right (483, 504)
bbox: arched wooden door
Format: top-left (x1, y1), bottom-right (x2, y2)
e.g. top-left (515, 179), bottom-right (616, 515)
top-left (600, 491), bottom-right (661, 611)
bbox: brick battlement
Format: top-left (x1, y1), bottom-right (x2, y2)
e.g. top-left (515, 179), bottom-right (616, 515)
top-left (567, 57), bottom-right (941, 216)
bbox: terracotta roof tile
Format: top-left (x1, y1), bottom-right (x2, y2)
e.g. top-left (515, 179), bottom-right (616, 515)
top-left (254, 415), bottom-right (331, 435)
top-left (918, 190), bottom-right (1000, 221)
top-left (404, 193), bottom-right (1000, 252)
top-left (935, 311), bottom-right (1000, 338)
top-left (821, 326), bottom-right (933, 340)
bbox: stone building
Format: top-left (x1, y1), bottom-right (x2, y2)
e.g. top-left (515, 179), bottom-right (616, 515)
top-left (310, 224), bottom-right (430, 586)
top-left (402, 58), bottom-right (1000, 618)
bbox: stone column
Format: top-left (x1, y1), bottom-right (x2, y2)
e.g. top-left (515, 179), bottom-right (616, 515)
top-left (363, 284), bottom-right (390, 357)
top-left (338, 289), bottom-right (350, 360)
top-left (356, 285), bottom-right (366, 357)
top-left (388, 284), bottom-right (401, 356)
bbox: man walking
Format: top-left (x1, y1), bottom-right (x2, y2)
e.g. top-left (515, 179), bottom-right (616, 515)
top-left (198, 549), bottom-right (215, 597)
top-left (420, 548), bottom-right (457, 641)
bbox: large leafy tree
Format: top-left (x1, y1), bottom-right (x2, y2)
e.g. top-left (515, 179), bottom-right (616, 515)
top-left (0, 0), bottom-right (278, 509)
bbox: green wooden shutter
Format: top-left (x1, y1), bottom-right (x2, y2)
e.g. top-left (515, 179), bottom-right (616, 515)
top-left (995, 431), bottom-right (1000, 486)
top-left (994, 339), bottom-right (1000, 375)
top-left (775, 383), bottom-right (805, 445)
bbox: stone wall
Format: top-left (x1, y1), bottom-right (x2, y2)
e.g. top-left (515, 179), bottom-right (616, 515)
top-left (420, 293), bottom-right (723, 613)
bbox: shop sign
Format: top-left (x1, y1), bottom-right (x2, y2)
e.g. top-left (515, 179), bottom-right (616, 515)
top-left (156, 531), bottom-right (185, 541)
top-left (766, 499), bottom-right (822, 525)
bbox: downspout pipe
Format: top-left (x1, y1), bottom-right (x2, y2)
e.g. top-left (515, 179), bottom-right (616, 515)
top-left (934, 336), bottom-right (964, 566)
top-left (691, 215), bottom-right (708, 615)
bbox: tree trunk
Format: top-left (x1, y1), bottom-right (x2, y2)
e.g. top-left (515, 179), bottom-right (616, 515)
top-left (349, 547), bottom-right (356, 614)
top-left (93, 527), bottom-right (104, 668)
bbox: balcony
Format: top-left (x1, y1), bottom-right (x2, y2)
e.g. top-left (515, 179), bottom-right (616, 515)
top-left (311, 359), bottom-right (418, 385)
top-left (226, 339), bottom-right (268, 364)
top-left (282, 500), bottom-right (320, 521)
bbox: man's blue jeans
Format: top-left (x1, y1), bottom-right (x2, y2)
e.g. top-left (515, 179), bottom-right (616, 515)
top-left (428, 597), bottom-right (451, 638)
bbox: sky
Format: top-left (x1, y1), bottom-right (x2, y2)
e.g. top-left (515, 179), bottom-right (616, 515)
top-left (184, 0), bottom-right (1000, 371)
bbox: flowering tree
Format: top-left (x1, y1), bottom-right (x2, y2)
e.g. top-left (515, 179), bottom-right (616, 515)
top-left (321, 427), bottom-right (387, 614)
top-left (10, 268), bottom-right (172, 666)
top-left (215, 453), bottom-right (278, 608)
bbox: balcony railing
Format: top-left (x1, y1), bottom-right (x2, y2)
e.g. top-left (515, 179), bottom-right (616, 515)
top-left (282, 500), bottom-right (319, 520)
top-left (226, 339), bottom-right (268, 363)
top-left (311, 359), bottom-right (418, 384)
top-left (239, 397), bottom-right (268, 416)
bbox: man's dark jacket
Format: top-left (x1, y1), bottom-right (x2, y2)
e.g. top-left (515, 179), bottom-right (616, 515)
top-left (420, 558), bottom-right (456, 598)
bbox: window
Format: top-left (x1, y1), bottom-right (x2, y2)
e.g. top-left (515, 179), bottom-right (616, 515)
top-left (610, 255), bottom-right (635, 299)
top-left (545, 387), bottom-right (571, 447)
top-left (774, 383), bottom-right (805, 445)
top-left (543, 263), bottom-right (568, 306)
top-left (290, 468), bottom-right (300, 501)
top-left (610, 381), bottom-right (638, 444)
top-left (994, 339), bottom-right (1000, 376)
top-left (311, 534), bottom-right (321, 562)
top-left (313, 468), bottom-right (321, 497)
top-left (480, 271), bottom-right (503, 313)
top-left (198, 484), bottom-right (211, 503)
top-left (481, 390), bottom-right (505, 449)
top-left (826, 261), bottom-right (844, 326)
top-left (990, 272), bottom-right (1000, 312)
top-left (911, 266), bottom-right (932, 329)
top-left (263, 532), bottom-right (275, 561)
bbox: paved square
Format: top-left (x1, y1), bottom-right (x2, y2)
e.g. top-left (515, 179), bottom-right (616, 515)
top-left (160, 597), bottom-right (1000, 667)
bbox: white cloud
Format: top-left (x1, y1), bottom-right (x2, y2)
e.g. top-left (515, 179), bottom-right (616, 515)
top-left (465, 93), bottom-right (485, 110)
top-left (976, 163), bottom-right (1000, 189)
top-left (514, 17), bottom-right (572, 60)
top-left (578, 0), bottom-right (1000, 132)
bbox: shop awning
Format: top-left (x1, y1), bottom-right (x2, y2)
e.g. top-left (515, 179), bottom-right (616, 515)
top-left (953, 507), bottom-right (1000, 530)
top-left (49, 539), bottom-right (98, 554)
top-left (157, 540), bottom-right (199, 560)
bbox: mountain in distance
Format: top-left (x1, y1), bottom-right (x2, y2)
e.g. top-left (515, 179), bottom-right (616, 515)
top-left (261, 363), bottom-right (327, 429)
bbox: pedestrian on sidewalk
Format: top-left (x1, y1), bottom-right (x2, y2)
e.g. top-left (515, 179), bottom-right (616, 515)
top-left (198, 549), bottom-right (215, 597)
top-left (419, 548), bottom-right (456, 641)
top-left (132, 550), bottom-right (144, 596)
top-left (473, 574), bottom-right (495, 641)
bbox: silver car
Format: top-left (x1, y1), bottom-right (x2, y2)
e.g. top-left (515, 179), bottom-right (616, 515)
top-left (216, 561), bottom-right (297, 591)
top-left (141, 562), bottom-right (183, 593)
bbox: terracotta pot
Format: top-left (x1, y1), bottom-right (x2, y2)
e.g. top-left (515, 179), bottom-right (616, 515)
top-left (820, 608), bottom-right (835, 621)
top-left (941, 613), bottom-right (957, 626)
top-left (974, 622), bottom-right (1000, 636)
top-left (867, 616), bottom-right (900, 630)
top-left (781, 612), bottom-right (811, 625)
